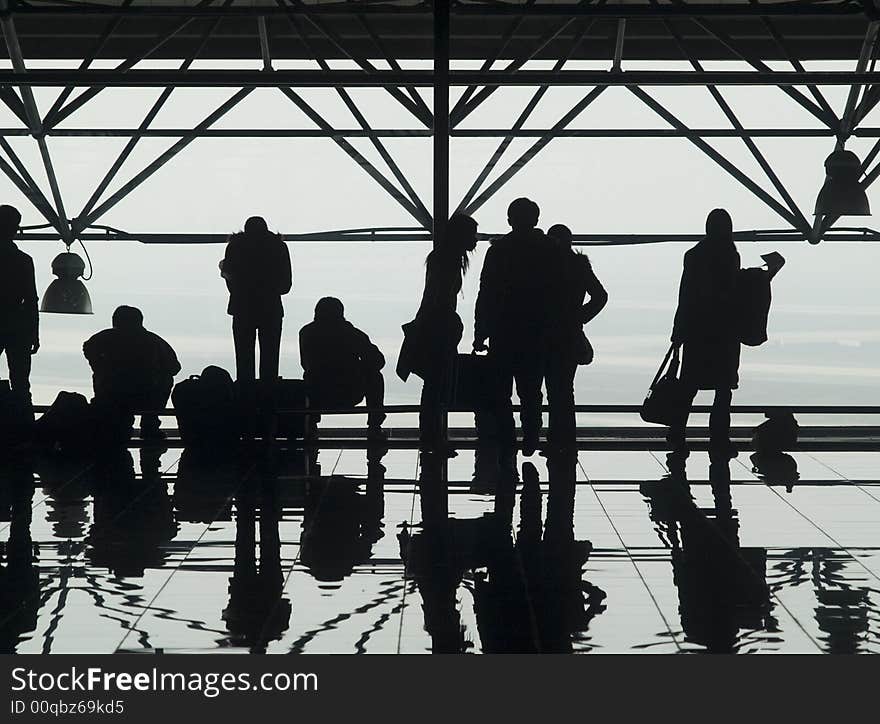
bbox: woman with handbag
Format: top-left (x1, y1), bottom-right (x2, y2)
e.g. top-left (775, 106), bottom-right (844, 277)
top-left (544, 224), bottom-right (608, 450)
top-left (397, 214), bottom-right (478, 454)
top-left (668, 208), bottom-right (741, 459)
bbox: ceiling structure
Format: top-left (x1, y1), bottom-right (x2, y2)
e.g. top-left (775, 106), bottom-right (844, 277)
top-left (1, 0), bottom-right (879, 246)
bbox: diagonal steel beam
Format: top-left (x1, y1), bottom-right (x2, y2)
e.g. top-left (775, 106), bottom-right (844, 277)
top-left (838, 21), bottom-right (880, 142)
top-left (630, 86), bottom-right (802, 229)
top-left (0, 138), bottom-right (62, 231)
top-left (44, 0), bottom-right (216, 130)
top-left (278, 0), bottom-right (432, 127)
top-left (456, 17), bottom-right (597, 214)
top-left (77, 89), bottom-right (254, 230)
top-left (278, 86), bottom-right (428, 227)
top-left (449, 16), bottom-right (579, 128)
top-left (41, 0), bottom-right (134, 133)
top-left (0, 85), bottom-right (28, 127)
top-left (462, 85), bottom-right (607, 217)
top-left (281, 10), bottom-right (431, 226)
top-left (662, 16), bottom-right (810, 232)
top-left (356, 13), bottom-right (432, 125)
top-left (76, 7), bottom-right (228, 226)
top-left (680, 10), bottom-right (840, 129)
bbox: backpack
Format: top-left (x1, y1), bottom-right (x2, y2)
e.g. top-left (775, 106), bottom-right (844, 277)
top-left (171, 365), bottom-right (241, 449)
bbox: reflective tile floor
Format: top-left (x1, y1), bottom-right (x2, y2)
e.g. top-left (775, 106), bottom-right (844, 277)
top-left (1, 443), bottom-right (879, 654)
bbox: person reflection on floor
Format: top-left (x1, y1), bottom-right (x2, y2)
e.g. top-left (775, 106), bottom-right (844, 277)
top-left (223, 475), bottom-right (291, 653)
top-left (299, 448), bottom-right (388, 585)
top-left (644, 458), bottom-right (773, 653)
top-left (86, 449), bottom-right (177, 579)
top-left (0, 457), bottom-right (39, 653)
top-left (473, 454), bottom-right (606, 653)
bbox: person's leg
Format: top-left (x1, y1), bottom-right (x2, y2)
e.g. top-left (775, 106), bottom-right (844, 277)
top-left (141, 378), bottom-right (173, 437)
top-left (257, 316), bottom-right (283, 382)
top-left (709, 387), bottom-right (734, 452)
top-left (546, 357), bottom-right (577, 448)
top-left (5, 342), bottom-right (32, 407)
top-left (667, 386), bottom-right (698, 453)
top-left (362, 367), bottom-right (386, 432)
top-left (491, 353), bottom-right (516, 455)
top-left (515, 353), bottom-right (544, 455)
top-left (232, 318), bottom-right (256, 382)
top-left (419, 355), bottom-right (452, 449)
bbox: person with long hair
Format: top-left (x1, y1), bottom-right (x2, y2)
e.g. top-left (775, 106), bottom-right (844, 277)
top-left (401, 213), bottom-right (478, 454)
top-left (669, 208), bottom-right (741, 459)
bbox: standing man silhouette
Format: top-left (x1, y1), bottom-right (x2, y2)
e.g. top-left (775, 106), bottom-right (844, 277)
top-left (0, 205), bottom-right (39, 409)
top-left (474, 198), bottom-right (551, 458)
top-left (220, 216), bottom-right (292, 383)
top-left (669, 208), bottom-right (741, 459)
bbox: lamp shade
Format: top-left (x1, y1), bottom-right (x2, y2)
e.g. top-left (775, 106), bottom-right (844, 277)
top-left (814, 149), bottom-right (871, 216)
top-left (40, 252), bottom-right (93, 314)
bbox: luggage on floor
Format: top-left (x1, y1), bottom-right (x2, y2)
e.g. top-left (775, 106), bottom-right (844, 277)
top-left (33, 391), bottom-right (91, 452)
top-left (171, 365), bottom-right (241, 449)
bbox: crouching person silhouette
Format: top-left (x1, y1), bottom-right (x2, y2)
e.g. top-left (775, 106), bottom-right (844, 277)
top-left (299, 297), bottom-right (387, 441)
top-left (83, 306), bottom-right (181, 439)
top-left (669, 209), bottom-right (740, 460)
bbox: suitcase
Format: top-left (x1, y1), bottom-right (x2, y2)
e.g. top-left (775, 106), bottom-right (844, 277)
top-left (272, 378), bottom-right (307, 441)
top-left (451, 353), bottom-right (497, 412)
top-left (171, 366), bottom-right (241, 449)
top-left (33, 391), bottom-right (92, 452)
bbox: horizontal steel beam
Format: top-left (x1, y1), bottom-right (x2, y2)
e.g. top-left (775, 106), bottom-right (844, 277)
top-left (0, 69), bottom-right (876, 87)
top-left (7, 127), bottom-right (880, 138)
top-left (16, 229), bottom-right (880, 244)
top-left (5, 2), bottom-right (868, 19)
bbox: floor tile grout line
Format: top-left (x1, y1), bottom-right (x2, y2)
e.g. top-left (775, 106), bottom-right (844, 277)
top-left (733, 456), bottom-right (880, 587)
top-left (113, 459), bottom-right (259, 653)
top-left (806, 453), bottom-right (880, 506)
top-left (578, 454), bottom-right (683, 653)
top-left (395, 450), bottom-right (421, 655)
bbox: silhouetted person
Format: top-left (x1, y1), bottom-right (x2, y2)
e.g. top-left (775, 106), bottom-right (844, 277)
top-left (474, 198), bottom-right (552, 458)
top-left (299, 297), bottom-right (386, 439)
top-left (83, 305), bottom-right (181, 439)
top-left (411, 213), bottom-right (478, 452)
top-left (0, 205), bottom-right (38, 409)
top-left (545, 224), bottom-right (608, 449)
top-left (220, 216), bottom-right (291, 383)
top-left (669, 209), bottom-right (741, 459)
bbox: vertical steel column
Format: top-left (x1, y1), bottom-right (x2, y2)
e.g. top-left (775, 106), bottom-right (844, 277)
top-left (433, 1), bottom-right (449, 251)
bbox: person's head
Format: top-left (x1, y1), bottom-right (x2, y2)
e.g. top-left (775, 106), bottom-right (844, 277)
top-left (507, 197), bottom-right (540, 231)
top-left (244, 216), bottom-right (270, 236)
top-left (705, 208), bottom-right (733, 243)
top-left (447, 213), bottom-right (478, 253)
top-left (314, 296), bottom-right (345, 324)
top-left (0, 204), bottom-right (21, 241)
top-left (547, 223), bottom-right (573, 250)
top-left (112, 305), bottom-right (144, 332)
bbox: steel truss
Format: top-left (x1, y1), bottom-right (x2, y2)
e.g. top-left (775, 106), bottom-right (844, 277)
top-left (0, 0), bottom-right (879, 247)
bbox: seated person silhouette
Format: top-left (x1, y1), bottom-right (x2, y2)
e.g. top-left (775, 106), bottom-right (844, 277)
top-left (83, 306), bottom-right (181, 439)
top-left (299, 297), bottom-right (386, 440)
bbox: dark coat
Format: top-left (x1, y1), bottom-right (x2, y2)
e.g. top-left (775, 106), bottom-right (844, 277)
top-left (548, 250), bottom-right (608, 361)
top-left (300, 318), bottom-right (384, 393)
top-left (221, 231), bottom-right (292, 321)
top-left (0, 240), bottom-right (38, 344)
top-left (474, 228), bottom-right (552, 350)
top-left (83, 327), bottom-right (181, 398)
top-left (672, 237), bottom-right (741, 390)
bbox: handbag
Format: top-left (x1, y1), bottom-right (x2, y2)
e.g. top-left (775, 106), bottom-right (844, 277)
top-left (574, 330), bottom-right (594, 366)
top-left (640, 345), bottom-right (690, 426)
top-left (452, 352), bottom-right (496, 412)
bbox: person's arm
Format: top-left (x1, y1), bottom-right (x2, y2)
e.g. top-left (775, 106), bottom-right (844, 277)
top-left (278, 240), bottom-right (292, 296)
top-left (162, 338), bottom-right (181, 376)
top-left (299, 327), bottom-right (312, 374)
top-left (671, 255), bottom-right (692, 345)
top-left (580, 262), bottom-right (608, 325)
top-left (24, 256), bottom-right (38, 353)
top-left (473, 246), bottom-right (497, 350)
top-left (356, 328), bottom-right (385, 371)
top-left (220, 239), bottom-right (238, 292)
